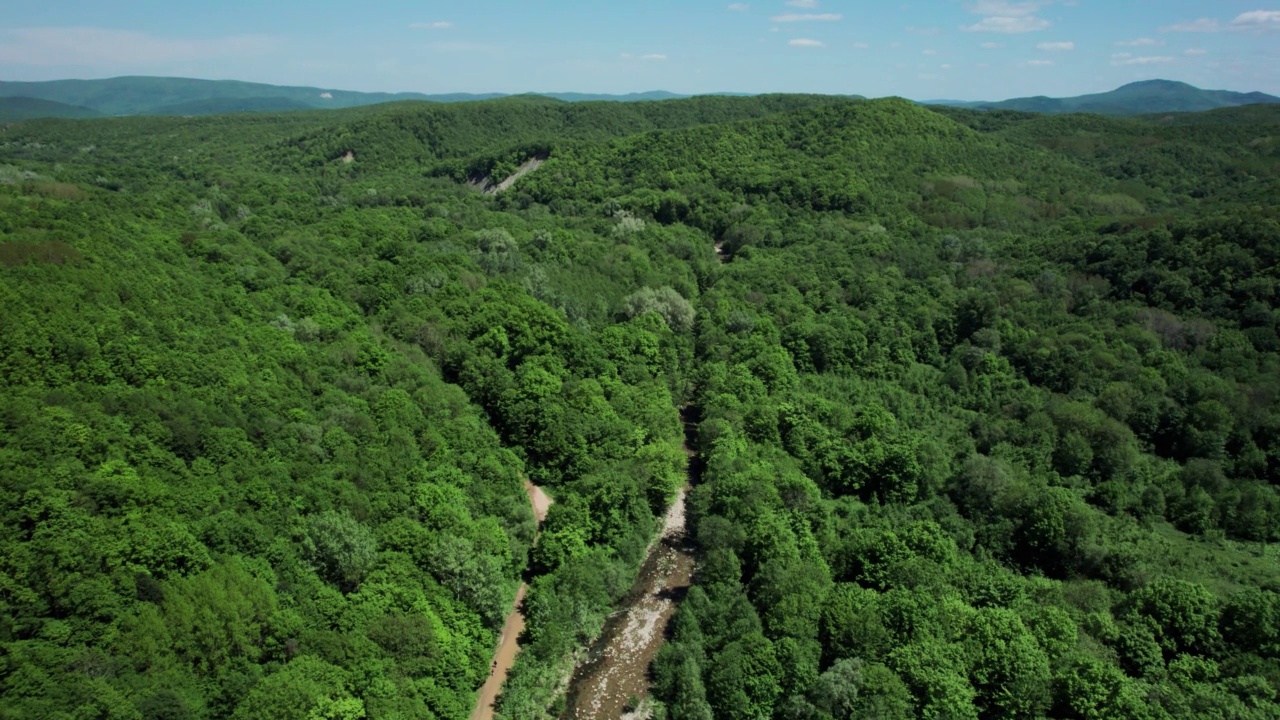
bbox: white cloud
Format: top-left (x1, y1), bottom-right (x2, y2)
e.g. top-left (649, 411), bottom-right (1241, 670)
top-left (771, 13), bottom-right (842, 22)
top-left (1184, 47), bottom-right (1208, 55)
top-left (941, 63), bottom-right (953, 68)
top-left (964, 0), bottom-right (1051, 34)
top-left (786, 0), bottom-right (819, 7)
top-left (1232, 10), bottom-right (1280, 28)
top-left (853, 41), bottom-right (870, 48)
top-left (0, 27), bottom-right (273, 66)
top-left (1110, 53), bottom-right (1175, 65)
top-left (1115, 37), bottom-right (1161, 46)
top-left (727, 3), bottom-right (749, 11)
top-left (789, 38), bottom-right (825, 47)
top-left (1026, 59), bottom-right (1054, 65)
top-left (1162, 11), bottom-right (1280, 33)
top-left (410, 21), bottom-right (453, 29)
top-left (319, 92), bottom-right (333, 99)
top-left (923, 49), bottom-right (937, 55)
top-left (962, 16), bottom-right (1051, 32)
top-left (968, 1), bottom-right (1049, 17)
top-left (1037, 41), bottom-right (1074, 50)
top-left (981, 41), bottom-right (1003, 48)
top-left (641, 53), bottom-right (667, 60)
top-left (1161, 18), bottom-right (1220, 32)
top-left (620, 52), bottom-right (633, 58)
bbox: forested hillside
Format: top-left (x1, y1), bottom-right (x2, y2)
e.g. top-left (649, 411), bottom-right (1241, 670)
top-left (2, 95), bottom-right (1278, 720)
top-left (0, 97), bottom-right (103, 123)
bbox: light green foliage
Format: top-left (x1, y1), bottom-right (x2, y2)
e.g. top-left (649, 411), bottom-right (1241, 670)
top-left (624, 286), bottom-right (697, 332)
top-left (231, 656), bottom-right (361, 720)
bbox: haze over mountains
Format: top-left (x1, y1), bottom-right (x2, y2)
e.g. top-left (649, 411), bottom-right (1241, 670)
top-left (2, 75), bottom-right (1277, 123)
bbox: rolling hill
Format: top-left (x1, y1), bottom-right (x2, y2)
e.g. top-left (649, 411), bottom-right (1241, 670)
top-left (0, 96), bottom-right (103, 122)
top-left (933, 79), bottom-right (1280, 115)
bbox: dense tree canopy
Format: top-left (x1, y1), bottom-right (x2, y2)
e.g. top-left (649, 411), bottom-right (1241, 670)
top-left (2, 94), bottom-right (1278, 719)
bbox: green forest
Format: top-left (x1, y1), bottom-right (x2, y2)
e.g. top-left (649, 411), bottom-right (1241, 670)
top-left (2, 93), bottom-right (1279, 720)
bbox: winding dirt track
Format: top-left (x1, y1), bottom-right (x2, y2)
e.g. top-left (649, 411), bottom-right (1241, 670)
top-left (469, 480), bottom-right (552, 720)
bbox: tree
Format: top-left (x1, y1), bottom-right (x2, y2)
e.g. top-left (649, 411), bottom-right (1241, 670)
top-left (706, 632), bottom-right (783, 719)
top-left (888, 641), bottom-right (978, 720)
top-left (624, 286), bottom-right (697, 332)
top-left (230, 656), bottom-right (362, 720)
top-left (1220, 588), bottom-right (1280, 658)
top-left (1125, 578), bottom-right (1221, 658)
top-left (304, 511), bottom-right (378, 591)
top-left (1054, 654), bottom-right (1155, 720)
top-left (965, 607), bottom-right (1052, 719)
top-left (472, 228), bottom-right (521, 275)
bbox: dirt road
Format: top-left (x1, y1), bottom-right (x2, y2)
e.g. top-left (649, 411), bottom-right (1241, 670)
top-left (469, 479), bottom-right (553, 720)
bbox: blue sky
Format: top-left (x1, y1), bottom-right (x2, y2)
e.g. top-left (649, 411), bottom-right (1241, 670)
top-left (1, 1), bottom-right (1278, 99)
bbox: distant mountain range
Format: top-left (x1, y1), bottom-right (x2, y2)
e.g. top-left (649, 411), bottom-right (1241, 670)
top-left (1, 76), bottom-right (1276, 122)
top-left (0, 76), bottom-right (722, 120)
top-left (926, 79), bottom-right (1280, 116)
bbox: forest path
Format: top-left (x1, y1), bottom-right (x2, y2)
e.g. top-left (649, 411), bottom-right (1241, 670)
top-left (469, 479), bottom-right (553, 720)
top-left (558, 407), bottom-right (701, 720)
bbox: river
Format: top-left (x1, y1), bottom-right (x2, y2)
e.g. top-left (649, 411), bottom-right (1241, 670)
top-left (558, 407), bottom-right (701, 720)
top-left (470, 407), bottom-right (701, 720)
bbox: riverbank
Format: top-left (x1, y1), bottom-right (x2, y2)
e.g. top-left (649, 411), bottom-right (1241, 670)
top-left (559, 485), bottom-right (695, 719)
top-left (558, 406), bottom-right (702, 719)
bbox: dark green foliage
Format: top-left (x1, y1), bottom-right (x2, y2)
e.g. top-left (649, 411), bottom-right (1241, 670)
top-left (0, 96), bottom-right (103, 121)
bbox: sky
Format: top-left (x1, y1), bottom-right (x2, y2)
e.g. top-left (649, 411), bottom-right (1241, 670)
top-left (1, 1), bottom-right (1278, 100)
